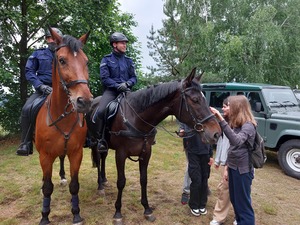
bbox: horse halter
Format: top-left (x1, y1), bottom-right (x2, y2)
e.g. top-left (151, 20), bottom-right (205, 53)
top-left (54, 44), bottom-right (89, 96)
top-left (178, 80), bottom-right (215, 132)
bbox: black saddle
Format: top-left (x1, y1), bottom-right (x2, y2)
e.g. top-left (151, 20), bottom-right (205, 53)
top-left (91, 94), bottom-right (123, 124)
top-left (29, 95), bottom-right (47, 123)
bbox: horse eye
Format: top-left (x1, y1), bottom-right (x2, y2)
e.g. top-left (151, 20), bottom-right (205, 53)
top-left (192, 97), bottom-right (199, 103)
top-left (59, 57), bottom-right (66, 65)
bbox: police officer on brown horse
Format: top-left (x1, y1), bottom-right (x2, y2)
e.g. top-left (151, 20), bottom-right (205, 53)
top-left (16, 27), bottom-right (63, 156)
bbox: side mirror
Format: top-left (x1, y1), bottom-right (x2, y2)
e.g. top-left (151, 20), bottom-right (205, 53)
top-left (255, 102), bottom-right (262, 112)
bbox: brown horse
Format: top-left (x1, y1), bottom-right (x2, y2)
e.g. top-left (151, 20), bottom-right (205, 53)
top-left (86, 68), bottom-right (221, 225)
top-left (35, 28), bottom-right (92, 225)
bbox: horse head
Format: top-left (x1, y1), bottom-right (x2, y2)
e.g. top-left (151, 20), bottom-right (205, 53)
top-left (177, 68), bottom-right (221, 144)
top-left (49, 27), bottom-right (93, 113)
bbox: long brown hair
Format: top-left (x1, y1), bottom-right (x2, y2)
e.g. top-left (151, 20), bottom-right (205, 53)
top-left (228, 95), bottom-right (257, 128)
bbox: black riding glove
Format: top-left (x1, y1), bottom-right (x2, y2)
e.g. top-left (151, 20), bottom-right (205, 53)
top-left (37, 84), bottom-right (52, 95)
top-left (117, 83), bottom-right (130, 92)
top-left (125, 82), bottom-right (132, 88)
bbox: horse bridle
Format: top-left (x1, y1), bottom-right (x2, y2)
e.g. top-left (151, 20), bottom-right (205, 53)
top-left (47, 44), bottom-right (89, 124)
top-left (178, 80), bottom-right (215, 132)
top-left (54, 44), bottom-right (89, 96)
top-left (45, 44), bottom-right (89, 154)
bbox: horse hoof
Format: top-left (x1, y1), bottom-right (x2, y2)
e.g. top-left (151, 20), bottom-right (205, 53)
top-left (73, 220), bottom-right (84, 225)
top-left (73, 221), bottom-right (84, 225)
top-left (102, 181), bottom-right (110, 187)
top-left (39, 218), bottom-right (50, 225)
top-left (97, 189), bottom-right (105, 196)
top-left (113, 218), bottom-right (123, 225)
top-left (60, 178), bottom-right (68, 186)
top-left (73, 214), bottom-right (84, 225)
top-left (144, 213), bottom-right (156, 222)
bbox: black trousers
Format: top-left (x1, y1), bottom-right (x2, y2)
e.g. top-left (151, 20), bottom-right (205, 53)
top-left (96, 88), bottom-right (119, 120)
top-left (188, 152), bottom-right (210, 209)
top-left (20, 91), bottom-right (46, 142)
top-left (88, 88), bottom-right (119, 139)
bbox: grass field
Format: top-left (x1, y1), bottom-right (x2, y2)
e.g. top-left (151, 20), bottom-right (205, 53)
top-left (0, 121), bottom-right (299, 225)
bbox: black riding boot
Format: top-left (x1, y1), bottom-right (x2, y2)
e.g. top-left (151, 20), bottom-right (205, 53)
top-left (16, 116), bottom-right (33, 156)
top-left (96, 119), bottom-right (108, 153)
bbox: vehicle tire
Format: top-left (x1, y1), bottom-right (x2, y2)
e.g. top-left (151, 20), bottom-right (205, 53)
top-left (278, 139), bottom-right (300, 179)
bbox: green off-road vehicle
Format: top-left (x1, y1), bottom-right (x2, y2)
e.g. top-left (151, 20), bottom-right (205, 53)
top-left (201, 83), bottom-right (300, 179)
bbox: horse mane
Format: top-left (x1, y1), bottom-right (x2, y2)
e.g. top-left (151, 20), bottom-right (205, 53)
top-left (127, 80), bottom-right (179, 112)
top-left (62, 35), bottom-right (83, 53)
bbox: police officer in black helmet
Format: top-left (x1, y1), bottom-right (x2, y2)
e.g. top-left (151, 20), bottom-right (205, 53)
top-left (89, 32), bottom-right (137, 152)
top-left (16, 27), bottom-right (63, 156)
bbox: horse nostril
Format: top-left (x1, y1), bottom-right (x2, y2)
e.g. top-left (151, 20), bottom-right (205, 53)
top-left (76, 97), bottom-right (92, 112)
top-left (214, 132), bottom-right (220, 142)
top-left (77, 97), bottom-right (84, 105)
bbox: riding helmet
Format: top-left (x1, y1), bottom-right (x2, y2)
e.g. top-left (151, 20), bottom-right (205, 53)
top-left (45, 27), bottom-right (63, 38)
top-left (110, 32), bottom-right (128, 46)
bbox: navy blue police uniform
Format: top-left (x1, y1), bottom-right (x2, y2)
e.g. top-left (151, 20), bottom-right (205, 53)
top-left (88, 51), bottom-right (137, 150)
top-left (16, 47), bottom-right (54, 155)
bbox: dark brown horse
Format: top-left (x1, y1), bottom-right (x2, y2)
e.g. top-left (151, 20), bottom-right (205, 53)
top-left (35, 28), bottom-right (92, 225)
top-left (86, 68), bottom-right (221, 224)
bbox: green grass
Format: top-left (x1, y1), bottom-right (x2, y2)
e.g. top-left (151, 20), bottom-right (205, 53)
top-left (0, 121), bottom-right (299, 225)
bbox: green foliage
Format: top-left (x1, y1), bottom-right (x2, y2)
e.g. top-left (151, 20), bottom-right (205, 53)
top-left (147, 0), bottom-right (300, 86)
top-left (0, 0), bottom-right (141, 134)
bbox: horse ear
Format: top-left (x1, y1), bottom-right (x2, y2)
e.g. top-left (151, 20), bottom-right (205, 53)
top-left (194, 70), bottom-right (204, 83)
top-left (48, 26), bottom-right (62, 45)
top-left (79, 31), bottom-right (90, 45)
top-left (183, 67), bottom-right (197, 86)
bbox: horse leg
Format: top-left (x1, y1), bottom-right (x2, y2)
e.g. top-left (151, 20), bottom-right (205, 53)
top-left (100, 151), bottom-right (108, 185)
top-left (97, 151), bottom-right (108, 196)
top-left (59, 155), bottom-right (67, 186)
top-left (68, 153), bottom-right (84, 225)
top-left (97, 162), bottom-right (105, 196)
top-left (113, 153), bottom-right (127, 225)
top-left (139, 153), bottom-right (156, 222)
top-left (39, 156), bottom-right (55, 225)
top-left (91, 145), bottom-right (105, 195)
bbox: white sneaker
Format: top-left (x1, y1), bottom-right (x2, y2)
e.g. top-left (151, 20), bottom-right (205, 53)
top-left (199, 208), bottom-right (207, 215)
top-left (233, 220), bottom-right (237, 225)
top-left (210, 219), bottom-right (221, 225)
top-left (190, 208), bottom-right (200, 216)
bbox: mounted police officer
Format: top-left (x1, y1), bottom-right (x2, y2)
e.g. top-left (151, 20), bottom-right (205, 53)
top-left (16, 27), bottom-right (63, 156)
top-left (91, 32), bottom-right (137, 152)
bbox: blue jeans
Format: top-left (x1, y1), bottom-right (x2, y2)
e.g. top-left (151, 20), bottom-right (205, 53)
top-left (228, 168), bottom-right (255, 225)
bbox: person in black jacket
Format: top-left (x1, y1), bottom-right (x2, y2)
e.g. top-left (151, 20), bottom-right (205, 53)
top-left (178, 122), bottom-right (213, 217)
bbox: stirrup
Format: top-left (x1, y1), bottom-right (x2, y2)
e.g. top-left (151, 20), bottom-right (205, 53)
top-left (97, 139), bottom-right (108, 153)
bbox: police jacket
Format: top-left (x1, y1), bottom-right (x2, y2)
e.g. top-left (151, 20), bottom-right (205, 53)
top-left (180, 122), bottom-right (212, 156)
top-left (25, 47), bottom-right (54, 89)
top-left (100, 51), bottom-right (137, 89)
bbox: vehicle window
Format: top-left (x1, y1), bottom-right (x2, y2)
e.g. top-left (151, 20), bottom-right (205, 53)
top-left (209, 91), bottom-right (230, 108)
top-left (262, 89), bottom-right (299, 107)
top-left (247, 92), bottom-right (264, 111)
